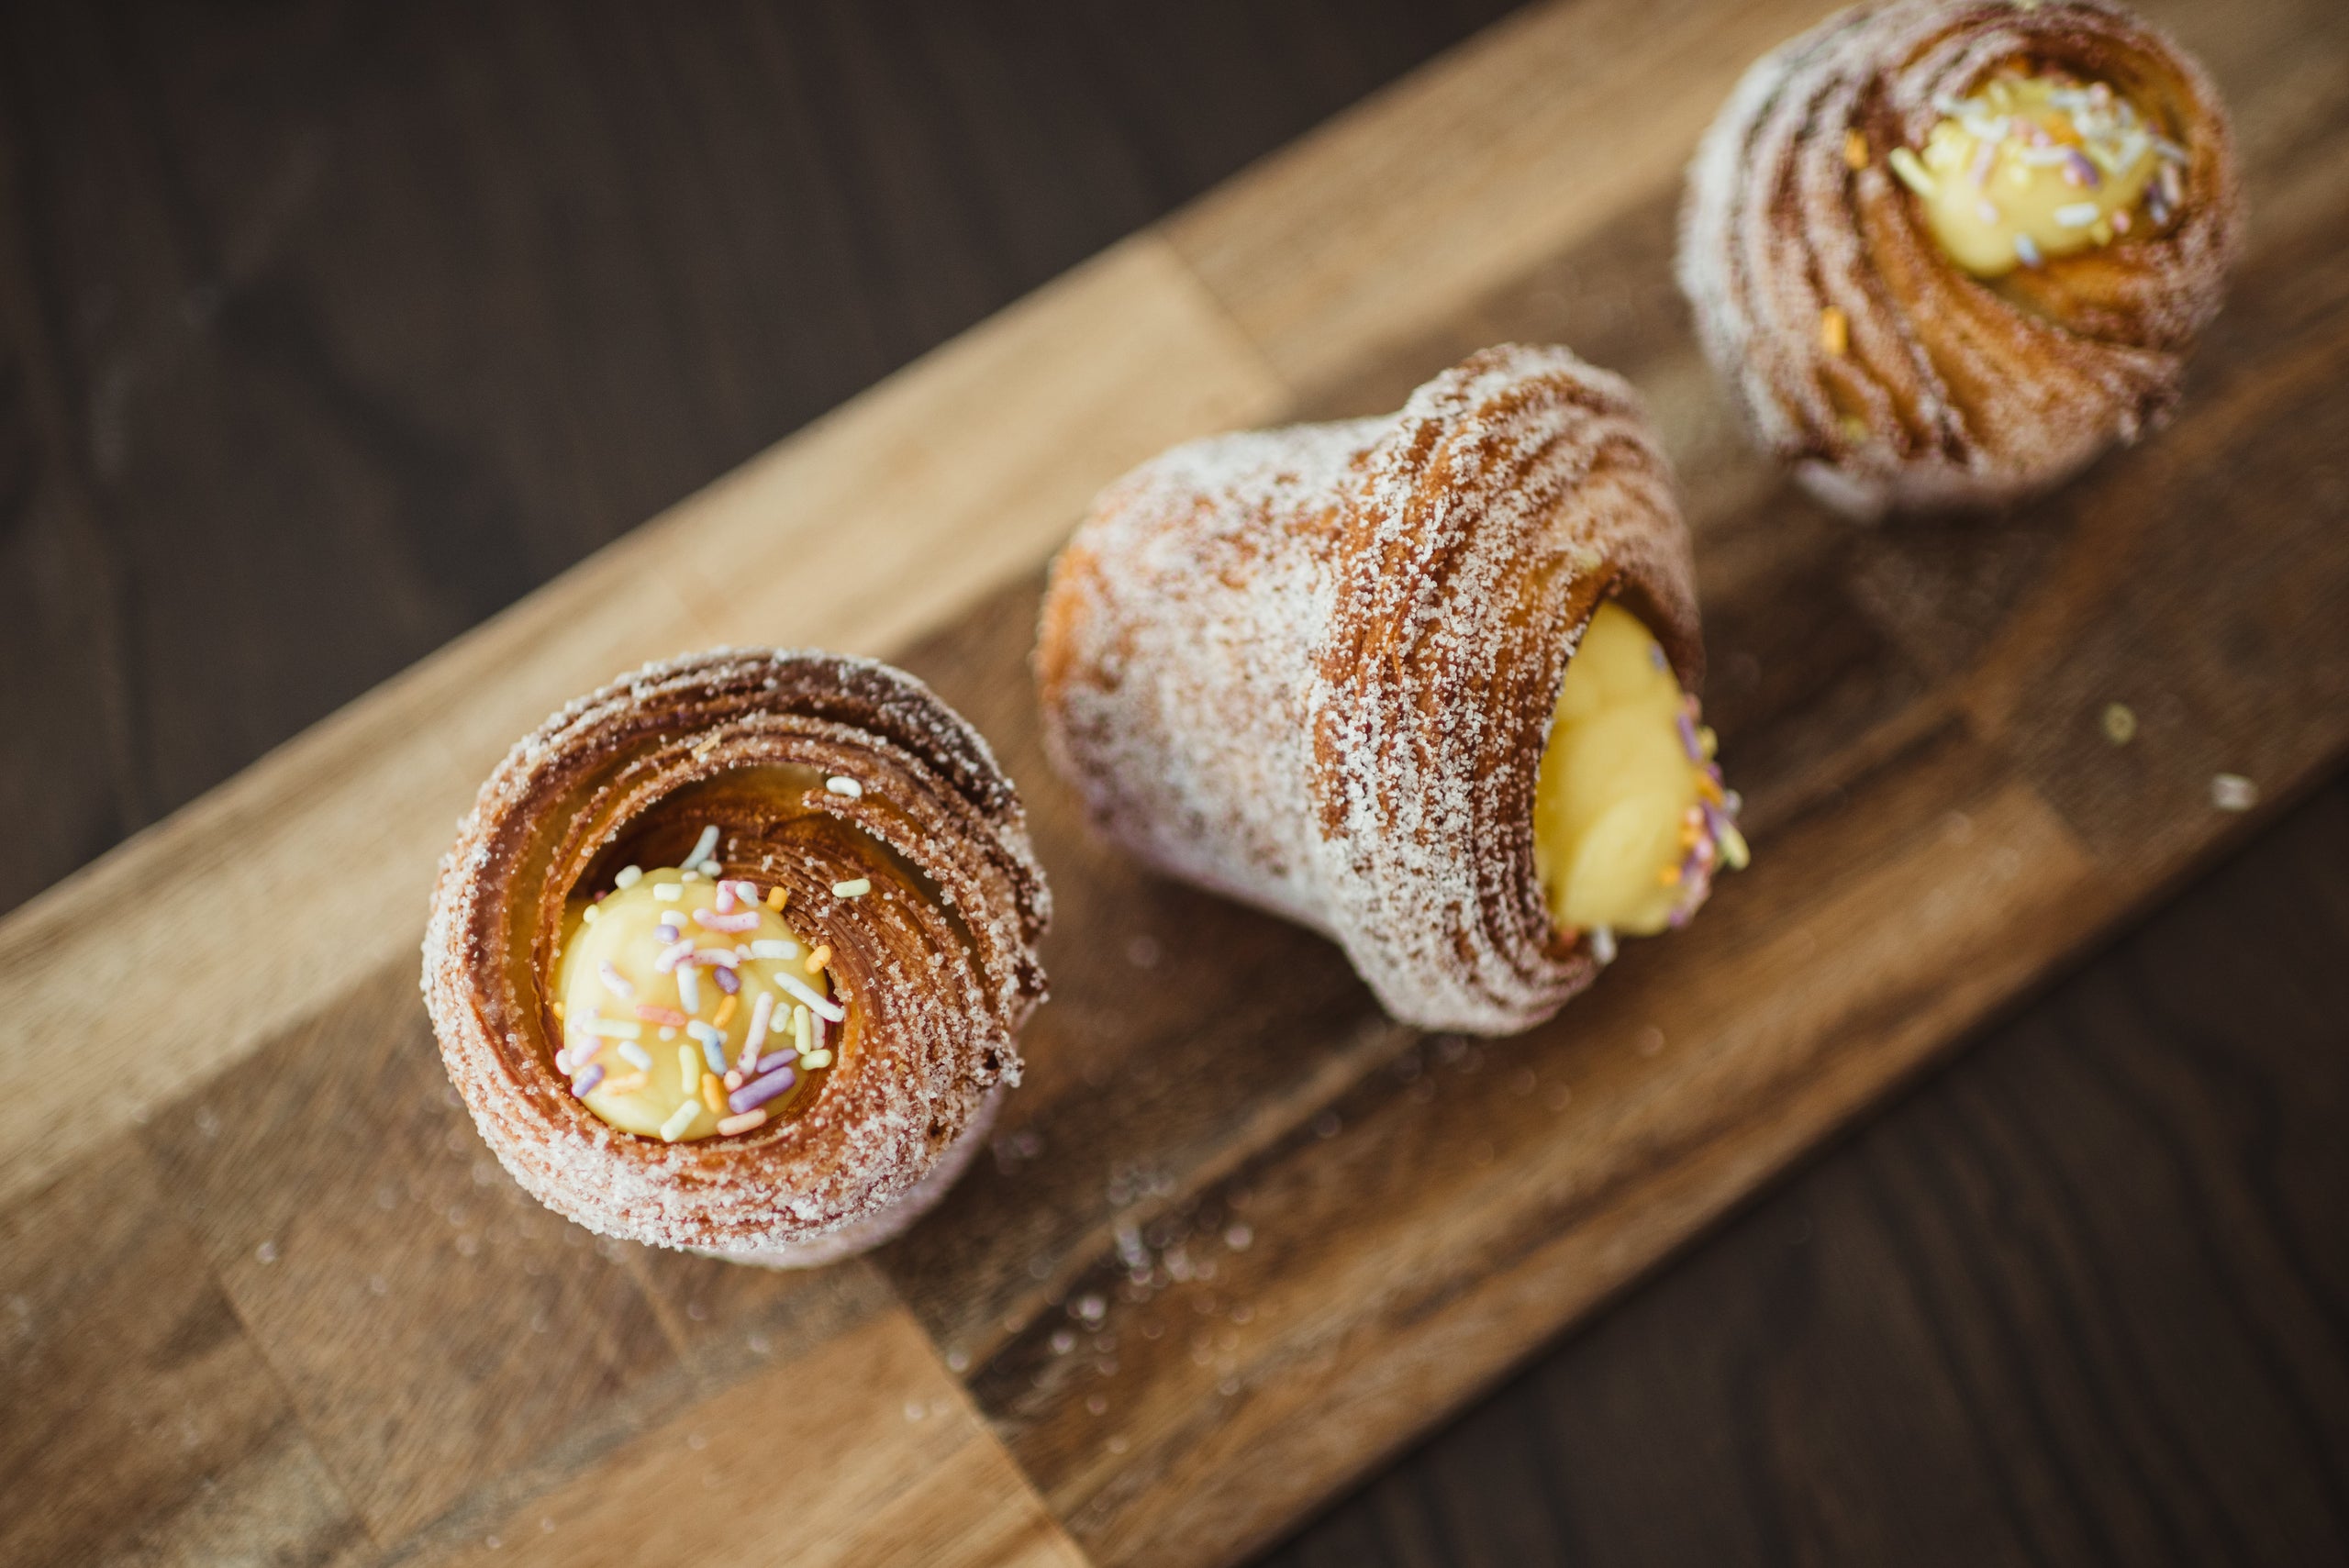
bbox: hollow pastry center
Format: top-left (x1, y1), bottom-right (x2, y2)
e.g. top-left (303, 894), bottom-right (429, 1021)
top-left (1889, 69), bottom-right (2183, 277)
top-left (551, 848), bottom-right (842, 1142)
top-left (1532, 603), bottom-right (1747, 945)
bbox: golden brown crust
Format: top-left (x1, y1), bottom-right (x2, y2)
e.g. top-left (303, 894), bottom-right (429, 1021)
top-left (421, 650), bottom-right (1048, 1262)
top-left (1037, 345), bottom-right (1699, 1035)
top-left (1677, 0), bottom-right (2241, 516)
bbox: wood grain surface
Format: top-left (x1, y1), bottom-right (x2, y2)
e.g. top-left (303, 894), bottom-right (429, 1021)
top-left (2, 2), bottom-right (2345, 1566)
top-left (1256, 775), bottom-right (2349, 1567)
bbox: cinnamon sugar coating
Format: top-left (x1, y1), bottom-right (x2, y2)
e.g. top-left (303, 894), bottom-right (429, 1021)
top-left (1677, 0), bottom-right (2241, 517)
top-left (1037, 345), bottom-right (1700, 1035)
top-left (422, 650), bottom-right (1048, 1263)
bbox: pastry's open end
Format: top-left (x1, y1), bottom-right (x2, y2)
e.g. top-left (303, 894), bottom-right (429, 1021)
top-left (423, 650), bottom-right (1048, 1262)
top-left (1533, 603), bottom-right (1747, 947)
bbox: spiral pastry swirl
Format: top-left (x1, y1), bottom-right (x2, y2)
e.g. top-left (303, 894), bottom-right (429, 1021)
top-left (423, 650), bottom-right (1048, 1265)
top-left (1038, 345), bottom-right (1705, 1035)
top-left (1677, 0), bottom-right (2241, 516)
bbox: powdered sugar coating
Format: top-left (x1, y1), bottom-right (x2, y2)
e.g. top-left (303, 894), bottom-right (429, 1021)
top-left (1677, 0), bottom-right (2241, 517)
top-left (1038, 345), bottom-right (1699, 1035)
top-left (421, 649), bottom-right (1049, 1262)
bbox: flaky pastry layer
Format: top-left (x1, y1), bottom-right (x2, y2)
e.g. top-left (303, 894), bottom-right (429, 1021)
top-left (1038, 345), bottom-right (1699, 1034)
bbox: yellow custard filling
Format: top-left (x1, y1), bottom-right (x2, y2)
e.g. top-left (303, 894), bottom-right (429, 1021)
top-left (1532, 603), bottom-right (1746, 946)
top-left (1887, 69), bottom-right (2183, 278)
top-left (551, 856), bottom-right (840, 1142)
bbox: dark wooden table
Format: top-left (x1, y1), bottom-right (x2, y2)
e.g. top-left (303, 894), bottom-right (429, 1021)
top-left (5, 5), bottom-right (2343, 1564)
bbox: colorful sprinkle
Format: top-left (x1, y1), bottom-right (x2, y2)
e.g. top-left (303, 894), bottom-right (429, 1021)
top-left (825, 776), bottom-right (863, 799)
top-left (795, 1003), bottom-right (814, 1057)
top-left (618, 1041), bottom-right (654, 1071)
top-left (675, 964), bottom-right (701, 1015)
top-left (741, 992), bottom-right (774, 1067)
top-left (582, 1017), bottom-right (643, 1040)
top-left (1967, 139), bottom-right (1997, 189)
top-left (571, 1063), bottom-right (605, 1096)
top-left (601, 1071), bottom-right (647, 1095)
top-left (2054, 201), bottom-right (2100, 228)
top-left (756, 1049), bottom-right (799, 1074)
top-left (580, 905), bottom-right (601, 926)
top-left (1819, 306), bottom-right (1848, 358)
top-left (700, 1074), bottom-right (725, 1114)
top-left (685, 947), bottom-right (740, 968)
top-left (614, 865), bottom-right (643, 888)
top-left (653, 938), bottom-right (695, 973)
top-left (805, 944), bottom-right (832, 976)
top-left (713, 994), bottom-right (739, 1029)
top-left (774, 971), bottom-right (845, 1023)
top-left (765, 886), bottom-right (788, 912)
top-left (686, 825), bottom-right (720, 868)
top-left (750, 938), bottom-right (801, 961)
top-left (652, 884), bottom-right (682, 903)
top-left (1843, 128), bottom-right (1868, 170)
top-left (2014, 232), bottom-right (2043, 268)
top-left (597, 962), bottom-right (636, 1001)
top-left (694, 908), bottom-right (762, 933)
top-left (659, 1100), bottom-right (700, 1142)
top-left (717, 1108), bottom-right (768, 1136)
top-left (1589, 926), bottom-right (1619, 965)
top-left (799, 1050), bottom-right (833, 1070)
top-left (713, 965), bottom-right (741, 996)
top-left (729, 1064), bottom-right (797, 1115)
top-left (1888, 146), bottom-right (1936, 196)
top-left (691, 1030), bottom-right (728, 1075)
top-left (633, 1005), bottom-right (688, 1028)
top-left (831, 878), bottom-right (872, 899)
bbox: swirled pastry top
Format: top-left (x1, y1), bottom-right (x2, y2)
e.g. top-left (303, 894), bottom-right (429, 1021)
top-left (1677, 0), bottom-right (2241, 515)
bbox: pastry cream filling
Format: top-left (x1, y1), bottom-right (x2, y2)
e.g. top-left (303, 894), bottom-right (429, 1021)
top-left (1893, 70), bottom-right (2180, 278)
top-left (1532, 603), bottom-right (1745, 942)
top-left (551, 861), bottom-right (839, 1141)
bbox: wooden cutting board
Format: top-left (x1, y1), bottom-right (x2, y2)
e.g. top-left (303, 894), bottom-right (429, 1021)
top-left (5, 0), bottom-right (2345, 1563)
